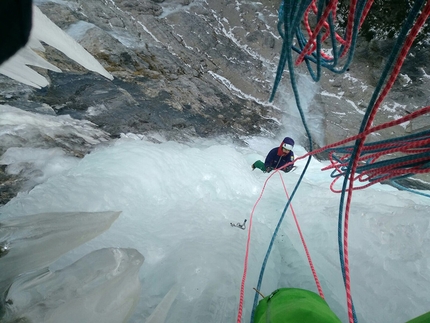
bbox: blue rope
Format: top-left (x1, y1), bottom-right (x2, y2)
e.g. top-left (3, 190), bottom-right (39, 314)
top-left (271, 0), bottom-right (370, 98)
top-left (336, 1), bottom-right (426, 323)
top-left (327, 130), bottom-right (430, 182)
top-left (388, 179), bottom-right (430, 198)
top-left (251, 0), bottom-right (314, 321)
top-left (266, 0), bottom-right (369, 321)
top-left (283, 0), bottom-right (367, 82)
top-left (252, 1), bottom-right (429, 323)
top-left (270, 0), bottom-right (312, 101)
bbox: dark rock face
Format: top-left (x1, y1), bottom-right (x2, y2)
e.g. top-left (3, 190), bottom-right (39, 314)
top-left (5, 0), bottom-right (428, 145)
top-left (0, 167), bottom-right (24, 206)
top-left (19, 0), bottom-right (285, 140)
top-left (30, 70), bottom-right (277, 139)
top-left (25, 0), bottom-right (430, 143)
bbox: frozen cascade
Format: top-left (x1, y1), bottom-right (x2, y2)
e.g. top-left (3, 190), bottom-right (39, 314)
top-left (0, 211), bottom-right (121, 293)
top-left (0, 104), bottom-right (111, 151)
top-left (0, 136), bottom-right (429, 323)
top-left (0, 2), bottom-right (429, 322)
top-left (145, 284), bottom-right (180, 323)
top-left (2, 248), bottom-right (143, 323)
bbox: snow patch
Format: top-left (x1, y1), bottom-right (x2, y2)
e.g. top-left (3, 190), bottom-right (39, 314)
top-left (399, 73), bottom-right (412, 86)
top-left (67, 21), bottom-right (98, 42)
top-left (208, 71), bottom-right (275, 108)
top-left (321, 90), bottom-right (343, 100)
top-left (420, 67), bottom-right (430, 79)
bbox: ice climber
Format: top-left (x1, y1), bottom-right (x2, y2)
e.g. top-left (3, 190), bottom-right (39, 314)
top-left (252, 137), bottom-right (295, 173)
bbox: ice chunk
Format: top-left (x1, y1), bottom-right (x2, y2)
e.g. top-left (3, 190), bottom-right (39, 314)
top-left (31, 6), bottom-right (113, 81)
top-left (0, 6), bottom-right (113, 88)
top-left (0, 104), bottom-right (110, 154)
top-left (0, 46), bottom-right (60, 88)
top-left (0, 147), bottom-right (79, 190)
top-left (2, 248), bottom-right (144, 323)
top-left (146, 284), bottom-right (180, 323)
top-left (0, 211), bottom-right (120, 293)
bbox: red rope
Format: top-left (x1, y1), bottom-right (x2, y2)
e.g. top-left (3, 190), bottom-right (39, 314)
top-left (340, 0), bottom-right (358, 57)
top-left (236, 174), bottom-right (272, 323)
top-left (298, 0), bottom-right (374, 64)
top-left (238, 4), bottom-right (430, 320)
top-left (236, 100), bottom-right (429, 321)
top-left (236, 166), bottom-right (324, 322)
top-left (337, 3), bottom-right (430, 322)
top-left (323, 139), bottom-right (430, 172)
top-left (302, 105), bottom-right (430, 161)
top-left (297, 0), bottom-right (339, 64)
top-left (278, 172), bottom-right (325, 298)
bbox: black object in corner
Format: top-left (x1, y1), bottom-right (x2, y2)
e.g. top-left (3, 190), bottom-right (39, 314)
top-left (0, 0), bottom-right (33, 65)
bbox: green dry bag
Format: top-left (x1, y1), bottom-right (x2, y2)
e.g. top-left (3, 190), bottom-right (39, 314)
top-left (253, 288), bottom-right (342, 323)
top-left (406, 311), bottom-right (430, 323)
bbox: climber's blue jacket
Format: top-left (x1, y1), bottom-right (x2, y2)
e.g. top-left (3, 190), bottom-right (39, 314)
top-left (265, 147), bottom-right (295, 172)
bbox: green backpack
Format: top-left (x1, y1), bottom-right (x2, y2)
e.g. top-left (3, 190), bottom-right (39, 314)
top-left (253, 288), bottom-right (342, 323)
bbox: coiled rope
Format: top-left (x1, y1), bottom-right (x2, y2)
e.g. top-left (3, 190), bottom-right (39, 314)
top-left (236, 104), bottom-right (430, 323)
top-left (237, 0), bottom-right (430, 322)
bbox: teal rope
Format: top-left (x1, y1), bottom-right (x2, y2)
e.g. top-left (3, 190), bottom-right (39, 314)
top-left (270, 0), bottom-right (312, 102)
top-left (388, 179), bottom-right (430, 198)
top-left (251, 0), bottom-right (314, 321)
top-left (327, 130), bottom-right (430, 181)
top-left (266, 0), bottom-right (367, 321)
top-left (336, 2), bottom-right (426, 323)
top-left (252, 1), bottom-right (429, 323)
